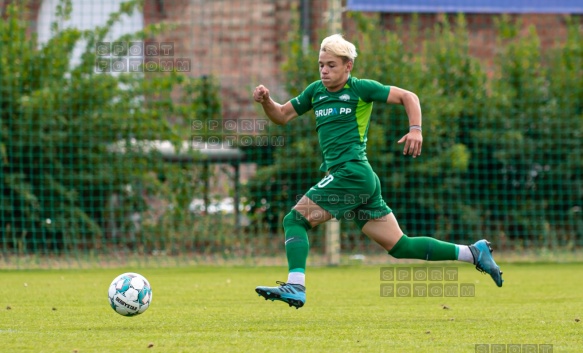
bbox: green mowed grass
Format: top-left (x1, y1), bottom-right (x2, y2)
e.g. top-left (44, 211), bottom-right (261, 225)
top-left (0, 263), bottom-right (582, 353)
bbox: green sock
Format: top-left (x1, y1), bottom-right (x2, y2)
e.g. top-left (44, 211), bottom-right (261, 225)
top-left (283, 209), bottom-right (312, 272)
top-left (388, 234), bottom-right (457, 261)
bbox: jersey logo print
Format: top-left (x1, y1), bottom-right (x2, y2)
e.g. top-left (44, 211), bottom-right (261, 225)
top-left (318, 95), bottom-right (328, 101)
top-left (315, 107), bottom-right (352, 117)
top-left (339, 94), bottom-right (350, 101)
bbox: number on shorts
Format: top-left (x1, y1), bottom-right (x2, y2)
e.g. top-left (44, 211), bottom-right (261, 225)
top-left (317, 174), bottom-right (334, 188)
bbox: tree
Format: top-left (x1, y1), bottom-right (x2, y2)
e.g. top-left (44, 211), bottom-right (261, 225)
top-left (0, 0), bottom-right (219, 252)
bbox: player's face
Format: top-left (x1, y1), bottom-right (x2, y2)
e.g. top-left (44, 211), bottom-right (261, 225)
top-left (318, 51), bottom-right (352, 92)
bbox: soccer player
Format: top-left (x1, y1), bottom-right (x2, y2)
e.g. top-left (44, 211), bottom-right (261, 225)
top-left (252, 34), bottom-right (503, 309)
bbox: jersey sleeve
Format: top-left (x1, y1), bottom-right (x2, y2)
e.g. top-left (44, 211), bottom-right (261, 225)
top-left (355, 79), bottom-right (391, 103)
top-left (290, 81), bottom-right (317, 116)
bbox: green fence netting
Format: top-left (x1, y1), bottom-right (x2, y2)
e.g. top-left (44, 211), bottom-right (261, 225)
top-left (1, 0), bottom-right (582, 268)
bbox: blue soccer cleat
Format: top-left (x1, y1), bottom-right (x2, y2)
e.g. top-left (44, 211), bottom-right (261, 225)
top-left (255, 281), bottom-right (306, 309)
top-left (469, 240), bottom-right (504, 287)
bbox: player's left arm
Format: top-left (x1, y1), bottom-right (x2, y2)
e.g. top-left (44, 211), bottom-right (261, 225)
top-left (387, 86), bottom-right (423, 158)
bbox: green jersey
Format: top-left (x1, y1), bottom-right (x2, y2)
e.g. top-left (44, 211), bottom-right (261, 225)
top-left (290, 76), bottom-right (391, 171)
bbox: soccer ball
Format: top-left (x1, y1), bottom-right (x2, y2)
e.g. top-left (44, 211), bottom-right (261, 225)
top-left (108, 272), bottom-right (153, 316)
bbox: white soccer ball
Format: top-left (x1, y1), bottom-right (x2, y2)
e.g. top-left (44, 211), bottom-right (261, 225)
top-left (108, 272), bottom-right (153, 316)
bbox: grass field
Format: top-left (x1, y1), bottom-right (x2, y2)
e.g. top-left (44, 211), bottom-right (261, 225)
top-left (1, 263), bottom-right (582, 353)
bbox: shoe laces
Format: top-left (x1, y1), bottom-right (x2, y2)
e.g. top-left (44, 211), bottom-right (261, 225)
top-left (276, 281), bottom-right (304, 290)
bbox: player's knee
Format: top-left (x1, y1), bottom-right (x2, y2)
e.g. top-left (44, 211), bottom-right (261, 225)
top-left (283, 209), bottom-right (312, 231)
top-left (282, 211), bottom-right (296, 229)
top-left (387, 234), bottom-right (410, 258)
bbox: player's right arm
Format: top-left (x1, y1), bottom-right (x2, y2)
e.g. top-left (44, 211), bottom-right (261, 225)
top-left (253, 85), bottom-right (298, 126)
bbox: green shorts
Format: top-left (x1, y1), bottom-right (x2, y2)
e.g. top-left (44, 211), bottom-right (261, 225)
top-left (304, 160), bottom-right (392, 229)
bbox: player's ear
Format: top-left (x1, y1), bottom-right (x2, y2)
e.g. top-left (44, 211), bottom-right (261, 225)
top-left (346, 60), bottom-right (353, 72)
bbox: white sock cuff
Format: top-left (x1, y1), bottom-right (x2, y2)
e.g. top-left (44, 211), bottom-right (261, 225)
top-left (287, 272), bottom-right (305, 286)
top-left (456, 245), bottom-right (474, 264)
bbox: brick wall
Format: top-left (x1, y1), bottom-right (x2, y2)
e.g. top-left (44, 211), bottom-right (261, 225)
top-left (5, 1), bottom-right (576, 125)
top-left (2, 0), bottom-right (42, 36)
top-left (375, 12), bottom-right (574, 71)
top-left (141, 3), bottom-right (577, 125)
top-left (144, 0), bottom-right (296, 124)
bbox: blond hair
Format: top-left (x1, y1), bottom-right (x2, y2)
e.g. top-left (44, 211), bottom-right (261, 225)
top-left (320, 34), bottom-right (358, 63)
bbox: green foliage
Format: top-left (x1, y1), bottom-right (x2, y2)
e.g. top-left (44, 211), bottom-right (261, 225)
top-left (248, 12), bottom-right (583, 245)
top-left (0, 1), bottom-right (220, 252)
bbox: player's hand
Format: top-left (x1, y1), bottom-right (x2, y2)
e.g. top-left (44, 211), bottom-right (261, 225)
top-left (253, 85), bottom-right (270, 103)
top-left (398, 129), bottom-right (423, 158)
